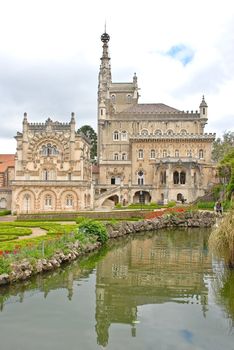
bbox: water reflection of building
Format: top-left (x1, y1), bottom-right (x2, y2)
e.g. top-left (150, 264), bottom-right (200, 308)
top-left (0, 264), bottom-right (85, 312)
top-left (95, 230), bottom-right (212, 347)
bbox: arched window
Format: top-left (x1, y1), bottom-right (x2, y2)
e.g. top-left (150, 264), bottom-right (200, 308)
top-left (41, 144), bottom-right (58, 156)
top-left (160, 171), bottom-right (166, 184)
top-left (177, 193), bottom-right (183, 201)
top-left (138, 149), bottom-right (144, 159)
top-left (87, 194), bottom-right (91, 206)
top-left (199, 149), bottom-right (204, 159)
top-left (113, 131), bottom-right (119, 141)
top-left (23, 194), bottom-right (31, 213)
top-left (167, 129), bottom-right (174, 135)
top-left (175, 150), bottom-right (179, 158)
top-left (180, 129), bottom-right (187, 135)
top-left (122, 153), bottom-right (127, 160)
top-left (155, 129), bottom-right (162, 136)
top-left (187, 149), bottom-right (192, 157)
top-left (203, 107), bottom-right (206, 115)
top-left (137, 170), bottom-right (144, 185)
top-left (111, 94), bottom-right (116, 103)
top-left (141, 129), bottom-right (149, 136)
top-left (66, 195), bottom-right (73, 207)
top-left (127, 94), bottom-right (132, 103)
top-left (114, 153), bottom-right (119, 160)
top-left (121, 131), bottom-right (127, 141)
top-left (0, 198), bottom-right (7, 209)
top-left (194, 172), bottom-right (197, 185)
top-left (43, 169), bottom-right (49, 181)
top-left (173, 171), bottom-right (179, 184)
top-left (44, 195), bottom-right (52, 208)
top-left (180, 171), bottom-right (186, 184)
top-left (163, 149), bottom-right (167, 157)
top-left (150, 149), bottom-right (155, 159)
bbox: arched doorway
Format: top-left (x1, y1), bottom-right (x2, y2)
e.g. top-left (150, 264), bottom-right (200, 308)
top-left (133, 191), bottom-right (151, 204)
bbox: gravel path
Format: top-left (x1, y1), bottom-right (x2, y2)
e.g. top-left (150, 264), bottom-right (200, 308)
top-left (18, 227), bottom-right (47, 240)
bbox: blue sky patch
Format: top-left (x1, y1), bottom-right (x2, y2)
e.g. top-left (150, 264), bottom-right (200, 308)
top-left (180, 329), bottom-right (194, 344)
top-left (166, 45), bottom-right (194, 65)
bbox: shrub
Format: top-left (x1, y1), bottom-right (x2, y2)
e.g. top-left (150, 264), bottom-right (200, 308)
top-left (0, 257), bottom-right (11, 274)
top-left (78, 219), bottom-right (108, 243)
top-left (0, 210), bottom-right (11, 216)
top-left (209, 210), bottom-right (234, 267)
top-left (0, 235), bottom-right (18, 242)
top-left (196, 201), bottom-right (215, 210)
top-left (166, 201), bottom-right (176, 208)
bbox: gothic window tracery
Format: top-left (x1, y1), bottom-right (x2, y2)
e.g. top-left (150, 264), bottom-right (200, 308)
top-left (44, 195), bottom-right (52, 208)
top-left (66, 195), bottom-right (73, 207)
top-left (127, 94), bottom-right (132, 103)
top-left (187, 149), bottom-right (192, 157)
top-left (113, 131), bottom-right (119, 141)
top-left (137, 170), bottom-right (144, 185)
top-left (41, 144), bottom-right (59, 156)
top-left (121, 131), bottom-right (127, 141)
top-left (167, 129), bottom-right (174, 135)
top-left (23, 194), bottom-right (31, 212)
top-left (122, 153), bottom-right (127, 160)
top-left (150, 149), bottom-right (156, 159)
top-left (155, 129), bottom-right (162, 136)
top-left (199, 149), bottom-right (204, 159)
top-left (114, 153), bottom-right (119, 160)
top-left (180, 129), bottom-right (187, 135)
top-left (138, 149), bottom-right (144, 159)
top-left (173, 171), bottom-right (186, 184)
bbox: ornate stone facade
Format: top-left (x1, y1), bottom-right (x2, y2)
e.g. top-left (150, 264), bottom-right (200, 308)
top-left (0, 154), bottom-right (14, 210)
top-left (96, 32), bottom-right (217, 207)
top-left (11, 113), bottom-right (93, 214)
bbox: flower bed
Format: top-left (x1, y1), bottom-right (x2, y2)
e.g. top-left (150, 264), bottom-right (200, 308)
top-left (144, 207), bottom-right (187, 220)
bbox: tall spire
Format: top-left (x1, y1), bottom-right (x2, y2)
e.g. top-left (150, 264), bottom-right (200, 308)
top-left (98, 28), bottom-right (112, 103)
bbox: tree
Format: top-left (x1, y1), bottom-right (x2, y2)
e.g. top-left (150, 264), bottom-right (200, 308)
top-left (77, 125), bottom-right (97, 161)
top-left (212, 131), bottom-right (234, 162)
top-left (218, 149), bottom-right (234, 199)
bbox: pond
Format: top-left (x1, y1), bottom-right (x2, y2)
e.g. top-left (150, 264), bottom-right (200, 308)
top-left (0, 228), bottom-right (234, 350)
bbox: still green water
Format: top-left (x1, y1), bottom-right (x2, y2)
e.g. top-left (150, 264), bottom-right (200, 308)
top-left (0, 228), bottom-right (234, 350)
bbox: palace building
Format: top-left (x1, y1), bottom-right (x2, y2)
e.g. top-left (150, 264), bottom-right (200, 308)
top-left (0, 31), bottom-right (217, 213)
top-left (95, 31), bottom-right (217, 207)
top-left (11, 113), bottom-right (93, 214)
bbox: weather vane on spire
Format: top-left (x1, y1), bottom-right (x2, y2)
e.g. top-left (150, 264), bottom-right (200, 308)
top-left (101, 22), bottom-right (110, 43)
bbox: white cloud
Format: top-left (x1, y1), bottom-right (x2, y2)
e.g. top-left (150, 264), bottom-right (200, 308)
top-left (0, 0), bottom-right (234, 152)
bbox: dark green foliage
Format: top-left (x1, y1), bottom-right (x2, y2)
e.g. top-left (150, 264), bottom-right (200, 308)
top-left (219, 149), bottom-right (234, 199)
top-left (0, 257), bottom-right (11, 274)
top-left (0, 210), bottom-right (11, 216)
top-left (77, 125), bottom-right (97, 160)
top-left (212, 131), bottom-right (234, 162)
top-left (78, 219), bottom-right (108, 243)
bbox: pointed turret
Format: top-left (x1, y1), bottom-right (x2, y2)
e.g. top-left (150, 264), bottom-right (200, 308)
top-left (199, 95), bottom-right (208, 118)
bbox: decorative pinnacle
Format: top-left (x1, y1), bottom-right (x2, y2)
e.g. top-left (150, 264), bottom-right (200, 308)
top-left (101, 31), bottom-right (110, 43)
top-left (200, 95), bottom-right (208, 108)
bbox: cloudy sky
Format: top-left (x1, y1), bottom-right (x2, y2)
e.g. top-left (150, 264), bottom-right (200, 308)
top-left (0, 0), bottom-right (233, 153)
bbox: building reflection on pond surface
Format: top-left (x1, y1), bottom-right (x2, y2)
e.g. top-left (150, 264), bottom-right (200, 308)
top-left (1, 228), bottom-right (234, 348)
